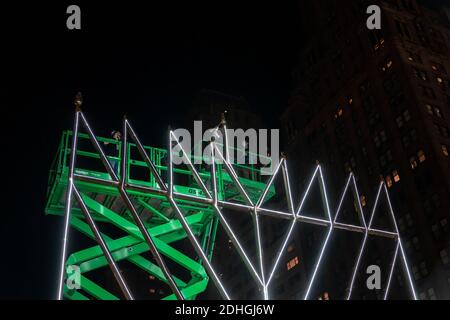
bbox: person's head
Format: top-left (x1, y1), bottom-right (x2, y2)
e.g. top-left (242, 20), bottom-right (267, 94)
top-left (111, 131), bottom-right (121, 140)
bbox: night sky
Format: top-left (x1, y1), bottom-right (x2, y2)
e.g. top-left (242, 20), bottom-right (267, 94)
top-left (2, 1), bottom-right (299, 299)
top-left (1, 1), bottom-right (445, 299)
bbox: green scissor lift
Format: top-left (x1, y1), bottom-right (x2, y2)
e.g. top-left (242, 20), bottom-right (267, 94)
top-left (46, 130), bottom-right (275, 300)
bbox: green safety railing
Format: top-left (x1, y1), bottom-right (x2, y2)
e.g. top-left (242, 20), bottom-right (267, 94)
top-left (46, 129), bottom-right (275, 300)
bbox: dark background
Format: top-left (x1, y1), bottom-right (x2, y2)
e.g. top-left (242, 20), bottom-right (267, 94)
top-left (0, 0), bottom-right (444, 299)
top-left (1, 1), bottom-right (300, 299)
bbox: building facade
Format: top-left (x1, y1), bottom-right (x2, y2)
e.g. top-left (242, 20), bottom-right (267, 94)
top-left (281, 0), bottom-right (450, 299)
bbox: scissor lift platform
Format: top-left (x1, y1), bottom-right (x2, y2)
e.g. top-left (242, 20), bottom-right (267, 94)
top-left (46, 129), bottom-right (275, 300)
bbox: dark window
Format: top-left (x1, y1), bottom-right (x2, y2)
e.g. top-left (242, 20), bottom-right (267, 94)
top-left (414, 68), bottom-right (428, 81)
top-left (396, 20), bottom-right (411, 39)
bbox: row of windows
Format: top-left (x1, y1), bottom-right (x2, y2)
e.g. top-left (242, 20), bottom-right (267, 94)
top-left (398, 213), bottom-right (414, 232)
top-left (431, 63), bottom-right (447, 75)
top-left (414, 67), bottom-right (428, 81)
top-left (374, 130), bottom-right (388, 148)
top-left (409, 51), bottom-right (450, 97)
top-left (413, 67), bottom-right (449, 89)
top-left (381, 59), bottom-right (394, 72)
top-left (425, 104), bottom-right (443, 119)
top-left (395, 109), bottom-right (412, 128)
top-left (410, 150), bottom-right (426, 169)
top-left (392, 0), bottom-right (416, 11)
top-left (407, 51), bottom-right (422, 64)
top-left (396, 20), bottom-right (411, 39)
top-left (419, 288), bottom-right (437, 300)
top-left (420, 85), bottom-right (436, 99)
top-left (385, 170), bottom-right (401, 188)
top-left (344, 156), bottom-right (357, 173)
top-left (397, 13), bottom-right (449, 52)
top-left (423, 193), bottom-right (441, 217)
top-left (403, 219), bottom-right (449, 256)
top-left (379, 149), bottom-right (393, 168)
top-left (402, 129), bottom-right (418, 149)
top-left (436, 77), bottom-right (449, 89)
top-left (404, 236), bottom-right (420, 252)
top-left (421, 278), bottom-right (450, 299)
top-left (431, 218), bottom-right (449, 240)
top-left (412, 261), bottom-right (428, 281)
top-left (369, 29), bottom-right (385, 51)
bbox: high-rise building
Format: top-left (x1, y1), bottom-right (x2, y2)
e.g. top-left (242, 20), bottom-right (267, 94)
top-left (281, 0), bottom-right (450, 299)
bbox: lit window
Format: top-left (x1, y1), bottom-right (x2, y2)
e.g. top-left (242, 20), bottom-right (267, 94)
top-left (287, 244), bottom-right (295, 252)
top-left (379, 38), bottom-right (385, 47)
top-left (360, 195), bottom-right (367, 207)
top-left (287, 256), bottom-right (299, 271)
top-left (149, 288), bottom-right (156, 294)
top-left (434, 107), bottom-right (442, 118)
top-left (410, 156), bottom-right (418, 169)
top-left (393, 170), bottom-right (400, 182)
top-left (442, 145), bottom-right (449, 157)
top-left (425, 104), bottom-right (433, 115)
top-left (149, 275), bottom-right (155, 280)
top-left (348, 97), bottom-right (353, 105)
top-left (437, 77), bottom-right (443, 84)
top-left (335, 108), bottom-right (343, 119)
top-left (382, 60), bottom-right (393, 72)
top-left (417, 150), bottom-right (426, 162)
top-left (432, 65), bottom-right (438, 71)
top-left (386, 175), bottom-right (393, 188)
top-left (406, 51), bottom-right (421, 63)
